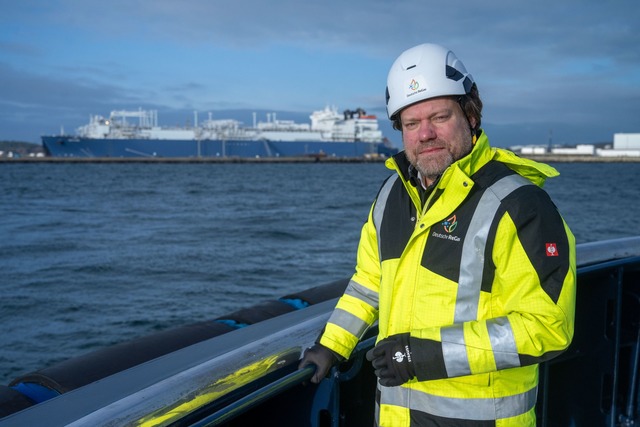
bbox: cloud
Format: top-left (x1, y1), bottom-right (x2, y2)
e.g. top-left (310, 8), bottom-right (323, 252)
top-left (0, 0), bottom-right (638, 145)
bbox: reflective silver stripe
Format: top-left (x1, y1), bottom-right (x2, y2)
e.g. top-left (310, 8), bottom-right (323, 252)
top-left (327, 308), bottom-right (370, 339)
top-left (445, 174), bottom-right (530, 376)
top-left (343, 279), bottom-right (379, 309)
top-left (487, 317), bottom-right (520, 369)
top-left (380, 383), bottom-right (538, 420)
top-left (441, 325), bottom-right (471, 377)
top-left (455, 174), bottom-right (533, 323)
top-left (373, 175), bottom-right (399, 260)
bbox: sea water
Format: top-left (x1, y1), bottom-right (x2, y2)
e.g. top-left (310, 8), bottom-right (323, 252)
top-left (0, 161), bottom-right (639, 384)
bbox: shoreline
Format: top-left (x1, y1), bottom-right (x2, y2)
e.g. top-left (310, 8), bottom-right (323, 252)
top-left (520, 154), bottom-right (640, 163)
top-left (0, 156), bottom-right (388, 164)
top-left (1, 154), bottom-right (639, 163)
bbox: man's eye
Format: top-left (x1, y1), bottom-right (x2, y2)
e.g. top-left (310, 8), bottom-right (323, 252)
top-left (403, 122), bottom-right (418, 130)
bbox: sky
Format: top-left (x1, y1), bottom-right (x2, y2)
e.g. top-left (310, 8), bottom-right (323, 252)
top-left (1, 0), bottom-right (639, 149)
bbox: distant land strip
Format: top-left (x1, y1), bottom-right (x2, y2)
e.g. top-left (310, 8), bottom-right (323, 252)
top-left (0, 156), bottom-right (389, 164)
top-left (2, 154), bottom-right (640, 164)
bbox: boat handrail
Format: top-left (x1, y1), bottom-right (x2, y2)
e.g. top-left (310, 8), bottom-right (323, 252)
top-left (576, 235), bottom-right (640, 268)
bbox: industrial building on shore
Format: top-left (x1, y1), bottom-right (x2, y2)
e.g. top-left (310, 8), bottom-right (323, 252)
top-left (517, 133), bottom-right (640, 158)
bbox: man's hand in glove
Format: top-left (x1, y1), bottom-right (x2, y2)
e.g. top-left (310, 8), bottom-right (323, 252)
top-left (298, 343), bottom-right (341, 383)
top-left (366, 333), bottom-right (415, 386)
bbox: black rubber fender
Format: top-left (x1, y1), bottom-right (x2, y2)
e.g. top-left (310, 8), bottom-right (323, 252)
top-left (9, 320), bottom-right (235, 394)
top-left (0, 385), bottom-right (35, 417)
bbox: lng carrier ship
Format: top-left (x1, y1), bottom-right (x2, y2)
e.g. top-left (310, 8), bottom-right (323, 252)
top-left (41, 106), bottom-right (398, 158)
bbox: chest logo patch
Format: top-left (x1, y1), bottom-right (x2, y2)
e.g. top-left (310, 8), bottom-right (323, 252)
top-left (431, 215), bottom-right (461, 242)
top-left (442, 215), bottom-right (458, 233)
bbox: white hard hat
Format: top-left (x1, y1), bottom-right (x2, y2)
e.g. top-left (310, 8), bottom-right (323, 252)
top-left (385, 43), bottom-right (474, 120)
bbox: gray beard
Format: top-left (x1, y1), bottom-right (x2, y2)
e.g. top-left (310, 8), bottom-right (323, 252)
top-left (413, 151), bottom-right (454, 184)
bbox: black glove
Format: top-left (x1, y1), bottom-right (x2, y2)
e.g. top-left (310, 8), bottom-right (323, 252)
top-left (366, 333), bottom-right (415, 387)
top-left (298, 343), bottom-right (340, 384)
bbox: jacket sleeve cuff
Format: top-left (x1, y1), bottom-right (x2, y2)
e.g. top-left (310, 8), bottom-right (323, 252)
top-left (410, 336), bottom-right (448, 381)
top-left (318, 335), bottom-right (351, 360)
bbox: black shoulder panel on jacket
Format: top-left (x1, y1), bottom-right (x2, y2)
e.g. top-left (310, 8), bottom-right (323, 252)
top-left (500, 185), bottom-right (570, 304)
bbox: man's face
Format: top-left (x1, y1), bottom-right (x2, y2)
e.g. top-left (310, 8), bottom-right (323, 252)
top-left (400, 97), bottom-right (475, 186)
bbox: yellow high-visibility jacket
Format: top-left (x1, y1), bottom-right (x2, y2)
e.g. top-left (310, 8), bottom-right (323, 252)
top-left (319, 132), bottom-right (576, 426)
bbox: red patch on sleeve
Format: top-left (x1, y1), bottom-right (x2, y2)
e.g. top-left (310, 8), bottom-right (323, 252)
top-left (546, 243), bottom-right (559, 257)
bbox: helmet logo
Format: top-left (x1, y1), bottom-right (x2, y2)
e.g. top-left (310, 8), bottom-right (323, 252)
top-left (405, 75), bottom-right (427, 99)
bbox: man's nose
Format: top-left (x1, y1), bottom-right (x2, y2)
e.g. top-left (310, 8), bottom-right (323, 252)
top-left (418, 120), bottom-right (437, 141)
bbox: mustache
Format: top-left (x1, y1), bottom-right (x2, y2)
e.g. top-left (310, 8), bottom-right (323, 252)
top-left (415, 140), bottom-right (446, 151)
